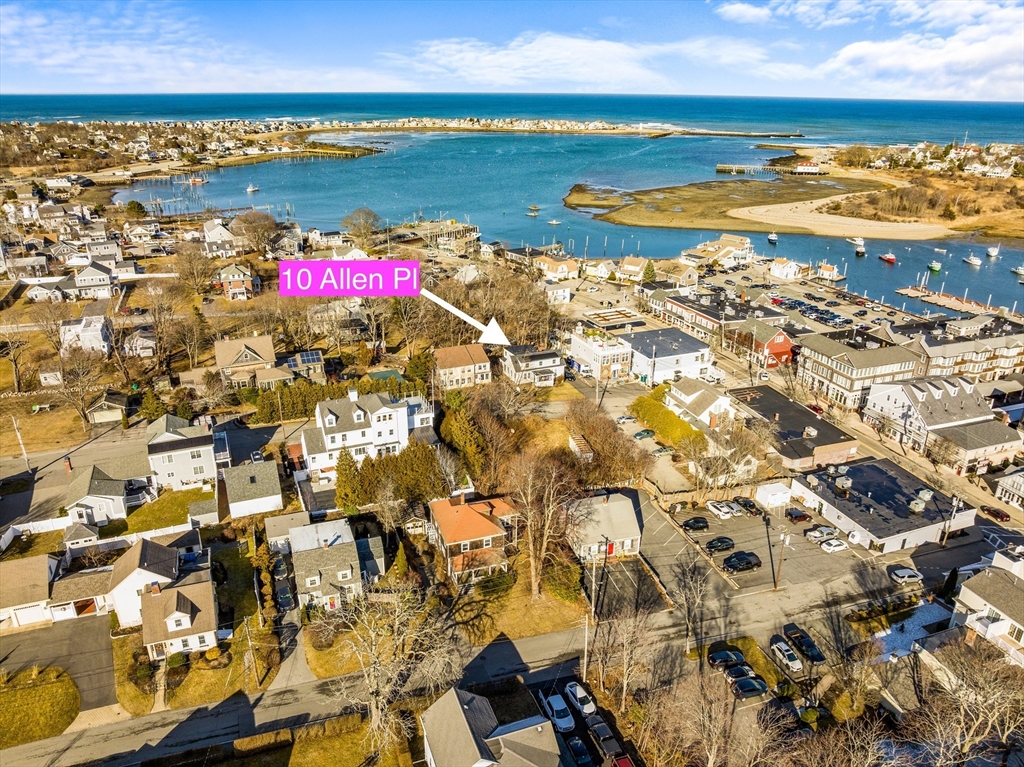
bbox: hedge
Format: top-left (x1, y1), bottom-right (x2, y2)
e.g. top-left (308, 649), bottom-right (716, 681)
top-left (629, 394), bottom-right (698, 446)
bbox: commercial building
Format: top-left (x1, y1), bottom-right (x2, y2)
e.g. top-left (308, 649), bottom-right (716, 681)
top-left (619, 327), bottom-right (712, 385)
top-left (569, 331), bottom-right (632, 381)
top-left (885, 315), bottom-right (1024, 383)
top-left (660, 295), bottom-right (786, 343)
top-left (791, 459), bottom-right (976, 553)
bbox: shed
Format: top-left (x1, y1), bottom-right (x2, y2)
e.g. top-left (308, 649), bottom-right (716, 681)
top-left (755, 482), bottom-right (791, 512)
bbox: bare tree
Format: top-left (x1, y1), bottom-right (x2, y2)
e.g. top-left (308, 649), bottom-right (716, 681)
top-left (927, 436), bottom-right (959, 469)
top-left (475, 376), bottom-right (536, 421)
top-left (373, 477), bottom-right (405, 547)
top-left (173, 242), bottom-right (215, 295)
top-left (279, 297), bottom-right (319, 351)
top-left (792, 717), bottom-right (905, 767)
top-left (673, 553), bottom-right (712, 655)
top-left (29, 300), bottom-right (71, 356)
top-left (588, 618), bottom-right (618, 693)
top-left (53, 347), bottom-right (103, 432)
top-left (632, 685), bottom-right (691, 767)
top-left (241, 295), bottom-right (281, 338)
top-left (196, 369), bottom-right (230, 410)
top-left (361, 296), bottom-right (391, 355)
top-left (506, 452), bottom-right (582, 599)
top-left (107, 314), bottom-right (145, 387)
top-left (616, 605), bottom-right (658, 713)
top-left (328, 588), bottom-right (463, 751)
top-left (436, 445), bottom-right (464, 495)
top-left (174, 310), bottom-right (212, 368)
top-left (145, 281), bottom-right (180, 364)
top-left (390, 296), bottom-right (424, 359)
top-left (0, 325), bottom-right (30, 392)
top-left (341, 207), bottom-right (380, 252)
top-left (676, 669), bottom-right (735, 767)
top-left (230, 211), bottom-right (278, 255)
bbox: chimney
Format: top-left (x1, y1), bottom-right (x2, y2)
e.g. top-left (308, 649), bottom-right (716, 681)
top-left (709, 412), bottom-right (718, 429)
top-left (348, 388), bottom-right (358, 402)
top-left (457, 493), bottom-right (465, 506)
top-left (323, 539), bottom-right (329, 549)
top-left (63, 455), bottom-right (73, 475)
top-left (150, 583), bottom-right (160, 596)
top-left (603, 495), bottom-right (609, 505)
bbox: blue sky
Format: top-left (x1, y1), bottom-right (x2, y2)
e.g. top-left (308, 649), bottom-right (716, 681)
top-left (1, 0), bottom-right (1022, 100)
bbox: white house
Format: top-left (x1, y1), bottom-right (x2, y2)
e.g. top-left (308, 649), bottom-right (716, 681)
top-left (501, 345), bottom-right (563, 387)
top-left (768, 258), bottom-right (803, 280)
top-left (533, 256), bottom-right (579, 281)
top-left (540, 280), bottom-right (571, 304)
top-left (574, 492), bottom-right (642, 561)
top-left (146, 414), bottom-right (217, 491)
top-left (617, 256), bottom-right (649, 282)
top-left (664, 377), bottom-right (737, 428)
top-left (0, 555), bottom-right (58, 628)
top-left (620, 327), bottom-right (712, 386)
top-left (124, 329), bottom-right (158, 358)
top-left (790, 459), bottom-right (976, 554)
top-left (141, 576), bottom-right (218, 662)
top-left (996, 468), bottom-right (1024, 510)
top-left (59, 316), bottom-right (111, 356)
top-left (223, 462), bottom-right (284, 519)
top-left (950, 546), bottom-right (1024, 667)
top-left (300, 390), bottom-right (435, 475)
top-left (584, 259), bottom-right (618, 280)
top-left (569, 332), bottom-right (632, 381)
top-left (203, 218), bottom-right (236, 244)
top-left (108, 539), bottom-right (179, 627)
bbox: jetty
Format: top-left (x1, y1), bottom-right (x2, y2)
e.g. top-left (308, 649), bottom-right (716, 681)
top-left (896, 286), bottom-right (1023, 319)
top-left (715, 164), bottom-right (829, 176)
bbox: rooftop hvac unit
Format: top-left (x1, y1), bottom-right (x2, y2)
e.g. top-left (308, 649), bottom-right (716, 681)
top-left (909, 499), bottom-right (926, 514)
top-left (803, 426), bottom-right (818, 439)
top-left (837, 464), bottom-right (849, 475)
top-left (807, 475), bottom-right (820, 488)
top-left (827, 465), bottom-right (837, 476)
top-left (835, 476), bottom-right (853, 492)
top-left (918, 488), bottom-right (934, 502)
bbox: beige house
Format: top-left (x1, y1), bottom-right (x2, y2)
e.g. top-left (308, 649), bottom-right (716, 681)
top-left (141, 575), bottom-right (218, 662)
top-left (432, 344), bottom-right (491, 390)
top-left (214, 335), bottom-right (277, 388)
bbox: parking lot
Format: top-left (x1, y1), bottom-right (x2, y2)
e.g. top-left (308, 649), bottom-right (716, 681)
top-left (583, 558), bottom-right (665, 620)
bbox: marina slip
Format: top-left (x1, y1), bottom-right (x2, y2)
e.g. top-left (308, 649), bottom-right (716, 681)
top-left (278, 260), bottom-right (420, 297)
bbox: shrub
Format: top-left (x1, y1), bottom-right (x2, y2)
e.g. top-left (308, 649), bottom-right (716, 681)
top-left (629, 394), bottom-right (699, 446)
top-left (295, 712), bottom-right (364, 740)
top-left (165, 664), bottom-right (189, 690)
top-left (233, 728), bottom-right (293, 757)
top-left (188, 651), bottom-right (203, 665)
top-left (109, 611), bottom-right (121, 633)
top-left (135, 662), bottom-right (153, 680)
top-left (476, 570), bottom-right (515, 598)
top-left (220, 526), bottom-right (237, 543)
top-left (166, 652), bottom-right (187, 669)
top-left (260, 647), bottom-right (282, 669)
top-left (205, 647), bottom-right (221, 662)
top-left (237, 387), bottom-right (260, 406)
top-left (543, 557), bottom-right (583, 602)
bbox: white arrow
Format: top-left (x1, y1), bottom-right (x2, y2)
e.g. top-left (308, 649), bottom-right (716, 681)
top-left (420, 288), bottom-right (511, 345)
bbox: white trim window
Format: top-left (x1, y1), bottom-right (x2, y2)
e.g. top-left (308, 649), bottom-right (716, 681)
top-left (306, 576), bottom-right (320, 588)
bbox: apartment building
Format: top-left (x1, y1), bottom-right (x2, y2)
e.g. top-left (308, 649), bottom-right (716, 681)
top-left (660, 295), bottom-right (786, 342)
top-left (884, 315), bottom-right (1024, 383)
top-left (432, 344), bottom-right (492, 389)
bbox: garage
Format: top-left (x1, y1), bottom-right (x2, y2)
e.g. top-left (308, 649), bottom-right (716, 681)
top-left (1, 554), bottom-right (57, 629)
top-left (13, 604), bottom-right (47, 626)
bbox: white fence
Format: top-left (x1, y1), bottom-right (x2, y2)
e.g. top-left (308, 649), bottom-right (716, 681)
top-left (2, 518), bottom-right (194, 553)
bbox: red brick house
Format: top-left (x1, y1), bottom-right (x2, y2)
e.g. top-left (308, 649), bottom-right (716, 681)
top-left (211, 263), bottom-right (261, 301)
top-left (732, 319), bottom-right (794, 369)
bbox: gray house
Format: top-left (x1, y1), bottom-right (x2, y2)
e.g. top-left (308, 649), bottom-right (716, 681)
top-left (574, 492), bottom-right (642, 561)
top-left (290, 519), bottom-right (384, 611)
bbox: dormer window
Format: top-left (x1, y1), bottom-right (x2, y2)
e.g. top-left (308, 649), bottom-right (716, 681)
top-left (354, 410), bottom-right (364, 423)
top-left (326, 414), bottom-right (337, 427)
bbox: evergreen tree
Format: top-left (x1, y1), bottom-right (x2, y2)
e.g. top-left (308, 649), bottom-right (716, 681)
top-left (406, 351), bottom-right (433, 382)
top-left (395, 439), bottom-right (445, 503)
top-left (642, 259), bottom-right (657, 284)
top-left (387, 542), bottom-right (409, 584)
top-left (175, 401), bottom-right (193, 421)
top-left (124, 200), bottom-right (147, 219)
top-left (440, 409), bottom-right (485, 478)
top-left (139, 390), bottom-right (166, 422)
top-left (941, 566), bottom-right (960, 599)
top-left (334, 448), bottom-right (361, 513)
top-left (120, 411), bottom-right (130, 430)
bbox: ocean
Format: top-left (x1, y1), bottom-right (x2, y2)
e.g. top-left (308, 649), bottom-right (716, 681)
top-left (3, 93), bottom-right (1023, 314)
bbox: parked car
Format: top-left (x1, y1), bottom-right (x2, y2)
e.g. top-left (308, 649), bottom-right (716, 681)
top-left (708, 650), bottom-right (745, 669)
top-left (890, 568), bottom-right (924, 586)
top-left (731, 677), bottom-right (769, 699)
top-left (784, 624), bottom-right (827, 665)
top-left (805, 526), bottom-right (839, 542)
top-left (567, 737), bottom-right (594, 767)
top-left (564, 681), bottom-right (597, 716)
top-left (633, 429), bottom-right (655, 440)
top-left (586, 715), bottom-right (624, 759)
top-left (771, 639), bottom-right (804, 673)
top-left (979, 505), bottom-right (1011, 522)
top-left (275, 581), bottom-right (295, 612)
top-left (724, 501), bottom-right (745, 518)
top-left (785, 509), bottom-right (811, 524)
top-left (565, 370), bottom-right (577, 382)
top-left (271, 556), bottom-right (289, 580)
top-left (617, 414), bottom-right (638, 424)
top-left (652, 446), bottom-right (675, 457)
top-left (759, 371), bottom-right (770, 381)
top-left (251, 450), bottom-right (265, 463)
top-left (723, 552), bottom-right (762, 573)
top-left (807, 403), bottom-right (824, 414)
top-left (723, 663), bottom-right (758, 682)
top-left (820, 539), bottom-right (849, 554)
top-left (706, 501), bottom-right (733, 520)
top-left (682, 516), bottom-right (709, 531)
top-left (706, 536), bottom-right (735, 553)
top-left (587, 286), bottom-right (600, 293)
top-left (541, 693), bottom-right (575, 733)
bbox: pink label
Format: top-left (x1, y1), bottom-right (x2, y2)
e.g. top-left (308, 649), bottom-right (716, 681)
top-left (278, 260), bottom-right (420, 297)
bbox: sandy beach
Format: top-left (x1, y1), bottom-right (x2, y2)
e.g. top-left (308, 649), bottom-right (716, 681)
top-left (727, 191), bottom-right (956, 240)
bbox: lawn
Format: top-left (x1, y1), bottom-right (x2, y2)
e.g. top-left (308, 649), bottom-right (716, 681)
top-left (0, 397), bottom-right (91, 456)
top-left (126, 488), bottom-right (213, 534)
top-left (516, 414), bottom-right (572, 457)
top-left (534, 381), bottom-right (583, 403)
top-left (0, 529), bottom-right (64, 562)
top-left (456, 557), bottom-right (586, 645)
top-left (112, 634), bottom-right (155, 717)
top-left (848, 605), bottom-right (920, 639)
top-left (304, 631), bottom-right (364, 680)
top-left (696, 636), bottom-right (786, 689)
top-left (0, 667), bottom-right (81, 749)
top-left (218, 722), bottom-right (412, 767)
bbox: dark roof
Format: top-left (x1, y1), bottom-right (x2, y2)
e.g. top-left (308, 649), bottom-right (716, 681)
top-left (795, 458), bottom-right (967, 541)
top-left (110, 539), bottom-right (177, 588)
top-left (87, 390), bottom-right (129, 412)
top-left (932, 420), bottom-right (1021, 451)
top-left (618, 327), bottom-right (709, 359)
top-left (729, 385), bottom-right (857, 459)
top-left (961, 568), bottom-right (1024, 627)
top-left (50, 568), bottom-right (112, 603)
top-left (667, 295), bottom-right (787, 325)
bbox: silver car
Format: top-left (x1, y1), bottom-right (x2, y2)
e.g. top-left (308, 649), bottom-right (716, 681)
top-left (890, 568), bottom-right (923, 586)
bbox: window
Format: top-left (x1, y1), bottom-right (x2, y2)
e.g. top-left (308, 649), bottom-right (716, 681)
top-left (389, 429), bottom-right (394, 436)
top-left (339, 569), bottom-right (352, 581)
top-left (174, 618), bottom-right (183, 628)
top-left (483, 537), bottom-right (492, 548)
top-left (460, 542), bottom-right (470, 553)
top-left (181, 638), bottom-right (190, 650)
top-left (198, 634), bottom-right (208, 647)
top-left (329, 435), bottom-right (336, 445)
top-left (162, 455), bottom-right (174, 465)
top-left (189, 449), bottom-right (202, 460)
top-left (166, 472), bottom-right (175, 478)
top-left (1010, 624), bottom-right (1023, 643)
top-left (193, 466), bottom-right (204, 476)
top-left (328, 453), bottom-right (334, 461)
top-left (306, 576), bottom-right (320, 588)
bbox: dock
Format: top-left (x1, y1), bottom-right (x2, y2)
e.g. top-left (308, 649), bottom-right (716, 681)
top-left (715, 164), bottom-right (829, 176)
top-left (896, 286), bottom-right (1022, 319)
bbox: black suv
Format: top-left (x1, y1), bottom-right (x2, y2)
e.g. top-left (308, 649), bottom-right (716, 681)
top-left (682, 517), bottom-right (709, 531)
top-left (706, 536), bottom-right (735, 553)
top-left (783, 623), bottom-right (827, 665)
top-left (732, 497), bottom-right (760, 516)
top-left (723, 552), bottom-right (762, 573)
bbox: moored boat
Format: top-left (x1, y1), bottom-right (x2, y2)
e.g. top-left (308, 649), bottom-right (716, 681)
top-left (1011, 265), bottom-right (1024, 276)
top-left (963, 254), bottom-right (982, 266)
top-left (526, 211), bottom-right (538, 217)
top-left (855, 245), bottom-right (866, 256)
top-left (528, 205), bottom-right (540, 211)
top-left (547, 219), bottom-right (561, 225)
top-left (767, 232), bottom-right (778, 244)
top-left (987, 244), bottom-right (1001, 258)
top-left (847, 237), bottom-right (864, 246)
top-left (246, 183), bottom-right (259, 193)
top-left (928, 261), bottom-right (942, 271)
top-left (879, 252), bottom-right (896, 264)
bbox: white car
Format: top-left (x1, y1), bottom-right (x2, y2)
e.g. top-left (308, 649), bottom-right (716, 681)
top-left (616, 414), bottom-right (638, 424)
top-left (890, 568), bottom-right (924, 586)
top-left (251, 451), bottom-right (265, 463)
top-left (771, 640), bottom-right (804, 673)
top-left (587, 286), bottom-right (599, 293)
top-left (706, 501), bottom-right (733, 520)
top-left (767, 291), bottom-right (779, 298)
top-left (563, 681), bottom-right (597, 716)
top-left (805, 526), bottom-right (839, 542)
top-left (541, 693), bottom-right (575, 733)
top-left (820, 539), bottom-right (849, 554)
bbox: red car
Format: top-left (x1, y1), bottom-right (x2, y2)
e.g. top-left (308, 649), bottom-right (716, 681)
top-left (807, 404), bottom-right (824, 414)
top-left (979, 505), bottom-right (1011, 522)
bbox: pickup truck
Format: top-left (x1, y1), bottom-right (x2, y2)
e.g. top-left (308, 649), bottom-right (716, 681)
top-left (783, 623), bottom-right (827, 665)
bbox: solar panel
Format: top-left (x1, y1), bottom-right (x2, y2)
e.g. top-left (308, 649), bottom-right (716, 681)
top-left (299, 351), bottom-right (322, 365)
top-left (285, 358), bottom-right (298, 369)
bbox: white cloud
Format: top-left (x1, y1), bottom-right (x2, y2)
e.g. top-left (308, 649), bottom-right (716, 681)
top-left (0, 1), bottom-right (412, 93)
top-left (714, 2), bottom-right (773, 24)
top-left (770, 0), bottom-right (883, 28)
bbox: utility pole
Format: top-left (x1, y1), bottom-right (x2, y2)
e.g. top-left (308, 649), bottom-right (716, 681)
top-left (774, 531), bottom-right (789, 590)
top-left (10, 416), bottom-right (31, 475)
top-left (581, 613), bottom-right (590, 682)
top-left (764, 515), bottom-right (777, 590)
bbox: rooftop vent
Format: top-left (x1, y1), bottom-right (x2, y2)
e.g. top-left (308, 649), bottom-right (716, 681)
top-left (909, 499), bottom-right (926, 514)
top-left (837, 465), bottom-right (849, 475)
top-left (835, 476), bottom-right (853, 492)
top-left (918, 488), bottom-right (934, 502)
top-left (827, 465), bottom-right (837, 476)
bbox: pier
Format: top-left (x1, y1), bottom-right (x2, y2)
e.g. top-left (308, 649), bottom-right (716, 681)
top-left (897, 286), bottom-right (1023, 319)
top-left (715, 164), bottom-right (829, 176)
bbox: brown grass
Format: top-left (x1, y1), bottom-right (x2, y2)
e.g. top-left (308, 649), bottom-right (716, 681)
top-left (0, 666), bottom-right (80, 749)
top-left (303, 631), bottom-right (364, 680)
top-left (111, 634), bottom-right (155, 717)
top-left (0, 529), bottom-right (64, 562)
top-left (515, 414), bottom-right (572, 457)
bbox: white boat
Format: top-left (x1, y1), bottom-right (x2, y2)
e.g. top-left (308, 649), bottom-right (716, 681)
top-left (934, 248), bottom-right (947, 254)
top-left (1012, 265), bottom-right (1024, 276)
top-left (547, 219), bottom-right (561, 225)
top-left (528, 205), bottom-right (540, 211)
top-left (767, 232), bottom-right (778, 244)
top-left (246, 183), bottom-right (259, 193)
top-left (928, 261), bottom-right (942, 271)
top-left (847, 237), bottom-right (865, 247)
top-left (963, 254), bottom-right (982, 266)
top-left (855, 245), bottom-right (866, 256)
top-left (526, 212), bottom-right (538, 217)
top-left (987, 244), bottom-right (1000, 258)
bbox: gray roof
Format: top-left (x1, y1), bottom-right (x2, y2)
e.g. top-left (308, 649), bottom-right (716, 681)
top-left (0, 555), bottom-right (54, 609)
top-left (576, 493), bottom-right (642, 547)
top-left (421, 688), bottom-right (499, 767)
top-left (618, 327), bottom-right (708, 359)
top-left (223, 462), bottom-right (282, 506)
top-left (146, 414), bottom-right (209, 442)
top-left (799, 333), bottom-right (919, 370)
top-left (50, 568), bottom-right (113, 603)
top-left (66, 465), bottom-right (126, 507)
top-left (356, 536), bottom-right (386, 579)
top-left (895, 377), bottom-right (995, 428)
top-left (301, 427), bottom-right (327, 455)
top-left (795, 458), bottom-right (967, 542)
top-left (141, 574), bottom-right (217, 647)
top-left (188, 499), bottom-right (219, 520)
top-left (62, 522), bottom-right (99, 544)
top-left (87, 390), bottom-right (129, 412)
top-left (961, 568), bottom-right (1024, 627)
top-left (110, 539), bottom-right (178, 589)
top-left (150, 528), bottom-right (202, 551)
top-left (290, 519), bottom-right (355, 553)
top-left (932, 420), bottom-right (1021, 452)
top-left (315, 393), bottom-right (406, 436)
top-left (290, 521), bottom-right (360, 600)
top-left (264, 511), bottom-right (311, 541)
top-left (737, 318), bottom-right (790, 345)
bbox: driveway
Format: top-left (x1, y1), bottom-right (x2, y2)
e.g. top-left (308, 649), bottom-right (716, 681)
top-left (0, 614), bottom-right (115, 711)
